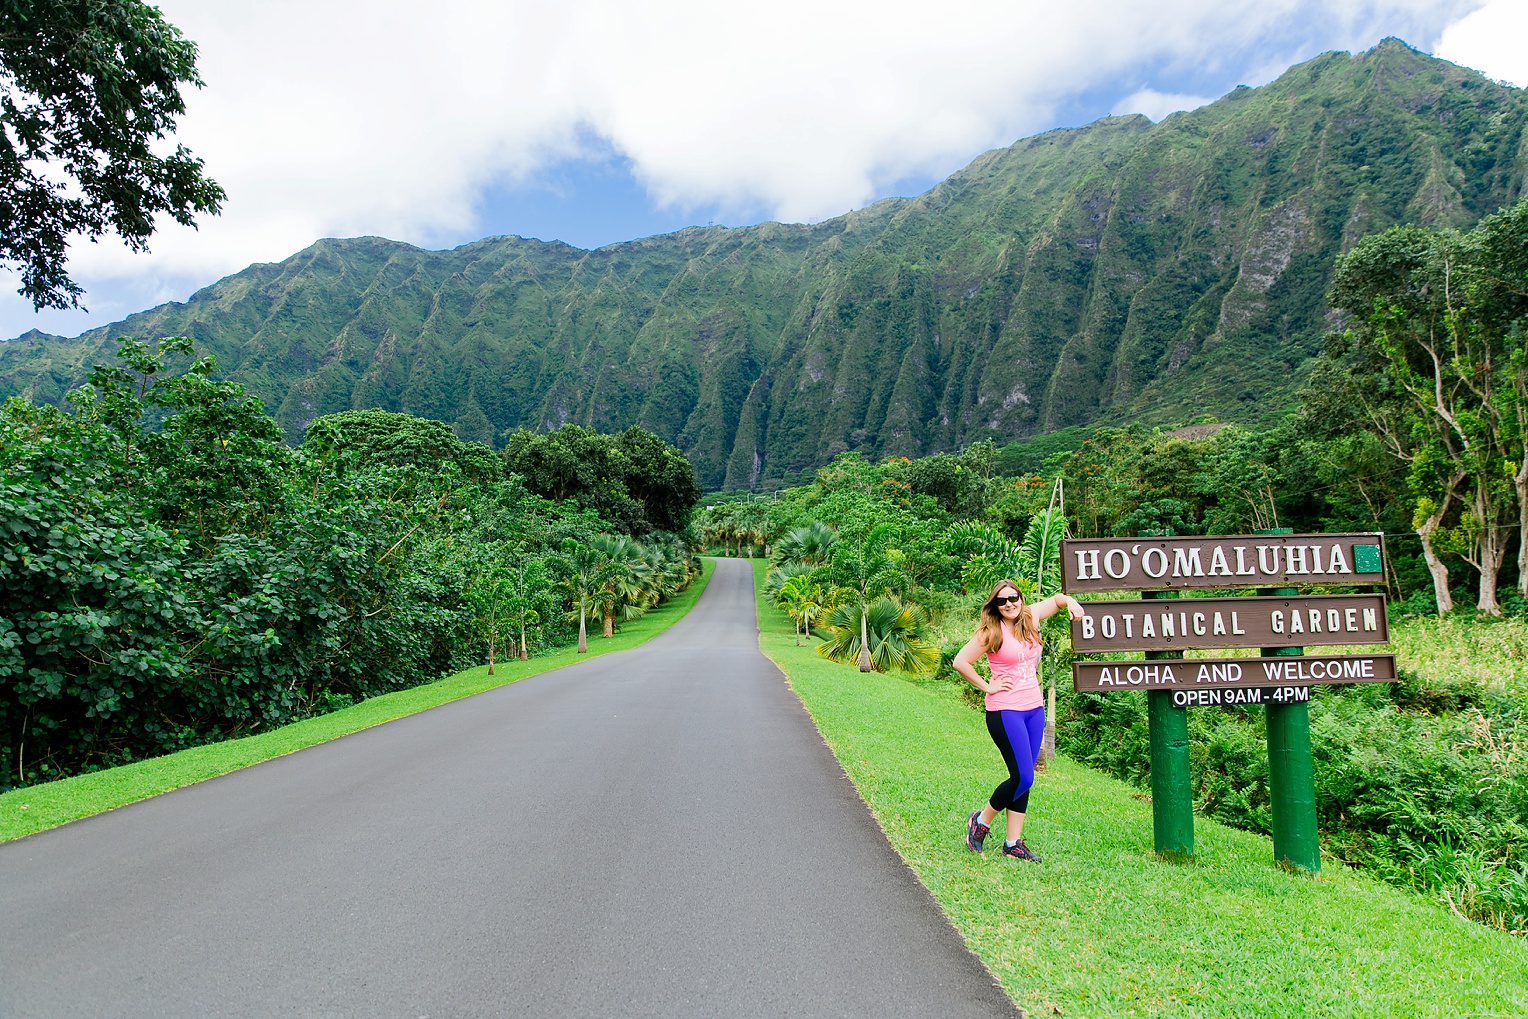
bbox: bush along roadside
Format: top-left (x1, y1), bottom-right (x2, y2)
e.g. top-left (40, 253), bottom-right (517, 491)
top-left (0, 558), bottom-right (713, 843)
top-left (1, 339), bottom-right (705, 792)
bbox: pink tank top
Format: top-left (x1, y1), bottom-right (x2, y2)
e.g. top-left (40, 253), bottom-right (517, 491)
top-left (984, 624), bottom-right (1043, 712)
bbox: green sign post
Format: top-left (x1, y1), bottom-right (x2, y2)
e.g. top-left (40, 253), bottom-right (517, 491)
top-left (1259, 529), bottom-right (1320, 874)
top-left (1145, 587), bottom-right (1192, 862)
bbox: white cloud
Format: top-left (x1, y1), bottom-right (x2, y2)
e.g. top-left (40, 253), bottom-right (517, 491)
top-left (0, 0), bottom-right (1479, 338)
top-left (1112, 89), bottom-right (1216, 122)
top-left (1434, 0), bottom-right (1528, 86)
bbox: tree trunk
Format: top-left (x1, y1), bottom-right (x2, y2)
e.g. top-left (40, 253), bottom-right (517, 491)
top-left (794, 616), bottom-right (801, 646)
top-left (603, 602), bottom-right (615, 639)
top-left (1038, 675), bottom-right (1055, 769)
top-left (577, 606), bottom-right (587, 654)
top-left (487, 637), bottom-right (495, 676)
top-left (520, 622), bottom-right (528, 661)
top-left (1417, 476), bottom-right (1463, 615)
top-left (858, 606), bottom-right (872, 672)
top-left (1471, 483), bottom-right (1508, 615)
top-left (1518, 451), bottom-right (1528, 598)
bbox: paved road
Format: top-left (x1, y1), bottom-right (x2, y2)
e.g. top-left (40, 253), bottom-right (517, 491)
top-left (1, 558), bottom-right (1018, 1018)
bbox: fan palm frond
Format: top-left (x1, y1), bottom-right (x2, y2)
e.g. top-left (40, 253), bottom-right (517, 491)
top-left (816, 597), bottom-right (940, 676)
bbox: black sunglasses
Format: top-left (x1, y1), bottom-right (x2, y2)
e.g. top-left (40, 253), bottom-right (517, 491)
top-left (991, 595), bottom-right (1022, 606)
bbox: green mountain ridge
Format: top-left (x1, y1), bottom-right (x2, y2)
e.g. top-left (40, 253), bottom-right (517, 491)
top-left (3, 38), bottom-right (1525, 489)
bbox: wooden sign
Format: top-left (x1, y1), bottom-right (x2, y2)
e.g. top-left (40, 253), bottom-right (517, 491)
top-left (1069, 594), bottom-right (1388, 652)
top-left (1072, 653), bottom-right (1398, 691)
top-left (1061, 533), bottom-right (1386, 593)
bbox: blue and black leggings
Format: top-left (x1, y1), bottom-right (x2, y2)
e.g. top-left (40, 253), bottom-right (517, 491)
top-left (986, 707), bottom-right (1045, 813)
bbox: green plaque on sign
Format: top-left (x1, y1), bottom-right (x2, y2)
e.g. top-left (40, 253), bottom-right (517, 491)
top-left (1353, 544), bottom-right (1383, 574)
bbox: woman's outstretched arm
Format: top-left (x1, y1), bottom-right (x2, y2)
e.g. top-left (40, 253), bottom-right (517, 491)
top-left (1029, 594), bottom-right (1085, 623)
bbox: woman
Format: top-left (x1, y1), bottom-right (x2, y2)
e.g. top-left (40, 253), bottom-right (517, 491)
top-left (952, 579), bottom-right (1084, 861)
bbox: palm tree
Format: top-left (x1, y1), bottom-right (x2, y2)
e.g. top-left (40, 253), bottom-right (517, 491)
top-left (697, 503), bottom-right (740, 556)
top-left (506, 556), bottom-right (550, 660)
top-left (940, 508), bottom-right (1064, 595)
top-left (776, 574), bottom-right (825, 646)
top-left (591, 533), bottom-right (645, 638)
top-left (468, 564), bottom-right (512, 675)
top-left (817, 597), bottom-right (939, 675)
top-left (555, 542), bottom-right (618, 654)
top-left (764, 561), bottom-right (814, 600)
top-left (824, 523), bottom-right (905, 671)
top-left (733, 501), bottom-right (770, 558)
top-left (771, 520), bottom-right (837, 567)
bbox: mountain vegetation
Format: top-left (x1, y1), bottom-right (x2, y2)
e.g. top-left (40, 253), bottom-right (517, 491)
top-left (2, 40), bottom-right (1524, 489)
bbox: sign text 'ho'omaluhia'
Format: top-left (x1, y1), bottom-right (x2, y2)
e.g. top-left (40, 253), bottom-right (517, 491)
top-left (1061, 533), bottom-right (1386, 593)
top-left (1072, 653), bottom-right (1398, 692)
top-left (1067, 594), bottom-right (1388, 653)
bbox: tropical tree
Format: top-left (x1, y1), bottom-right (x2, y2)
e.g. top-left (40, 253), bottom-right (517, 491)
top-left (554, 541), bottom-right (618, 653)
top-left (467, 553), bottom-right (514, 675)
top-left (733, 500), bottom-right (771, 557)
top-left (764, 561), bottom-right (814, 600)
top-left (817, 597), bottom-right (939, 675)
top-left (941, 507), bottom-right (1064, 597)
top-left (771, 521), bottom-right (837, 567)
top-left (1328, 217), bottom-right (1522, 613)
top-left (697, 502), bottom-right (740, 556)
top-left (590, 533), bottom-right (646, 637)
top-left (0, 0), bottom-right (225, 309)
top-left (822, 523), bottom-right (906, 671)
top-left (505, 555), bottom-right (553, 660)
top-left (776, 575), bottom-right (826, 646)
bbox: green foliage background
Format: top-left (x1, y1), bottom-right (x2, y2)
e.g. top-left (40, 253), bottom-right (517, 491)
top-left (0, 343), bottom-right (703, 791)
top-left (714, 422), bottom-right (1526, 936)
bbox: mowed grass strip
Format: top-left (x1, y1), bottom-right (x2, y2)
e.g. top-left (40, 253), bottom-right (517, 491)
top-left (0, 558), bottom-right (714, 844)
top-left (752, 562), bottom-right (1528, 1019)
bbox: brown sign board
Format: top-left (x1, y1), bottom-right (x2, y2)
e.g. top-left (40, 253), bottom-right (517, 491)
top-left (1068, 594), bottom-right (1389, 653)
top-left (1060, 533), bottom-right (1386, 593)
top-left (1072, 653), bottom-right (1398, 692)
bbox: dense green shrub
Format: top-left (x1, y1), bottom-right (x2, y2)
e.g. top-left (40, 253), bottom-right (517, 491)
top-left (1, 340), bottom-right (701, 789)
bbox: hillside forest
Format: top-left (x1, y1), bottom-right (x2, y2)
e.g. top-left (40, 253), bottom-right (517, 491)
top-left (1, 340), bottom-right (705, 800)
top-left (696, 199), bottom-right (1528, 938)
top-left (2, 41), bottom-right (1525, 491)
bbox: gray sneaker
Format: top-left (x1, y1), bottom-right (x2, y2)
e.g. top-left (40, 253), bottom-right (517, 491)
top-left (965, 810), bottom-right (990, 853)
top-left (1000, 839), bottom-right (1042, 863)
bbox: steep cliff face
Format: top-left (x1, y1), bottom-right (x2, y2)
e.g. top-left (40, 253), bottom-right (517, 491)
top-left (3, 40), bottom-right (1524, 488)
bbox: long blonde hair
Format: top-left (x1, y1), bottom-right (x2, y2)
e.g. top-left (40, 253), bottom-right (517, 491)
top-left (976, 579), bottom-right (1039, 654)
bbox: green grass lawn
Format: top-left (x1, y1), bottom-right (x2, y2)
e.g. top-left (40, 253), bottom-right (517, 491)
top-left (753, 562), bottom-right (1528, 1018)
top-left (0, 559), bottom-right (714, 844)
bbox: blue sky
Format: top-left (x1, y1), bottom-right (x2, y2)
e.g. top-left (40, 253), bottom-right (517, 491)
top-left (2, 0), bottom-right (1523, 341)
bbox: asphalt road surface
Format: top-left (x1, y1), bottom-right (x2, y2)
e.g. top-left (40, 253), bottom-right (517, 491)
top-left (1, 558), bottom-right (1018, 1018)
